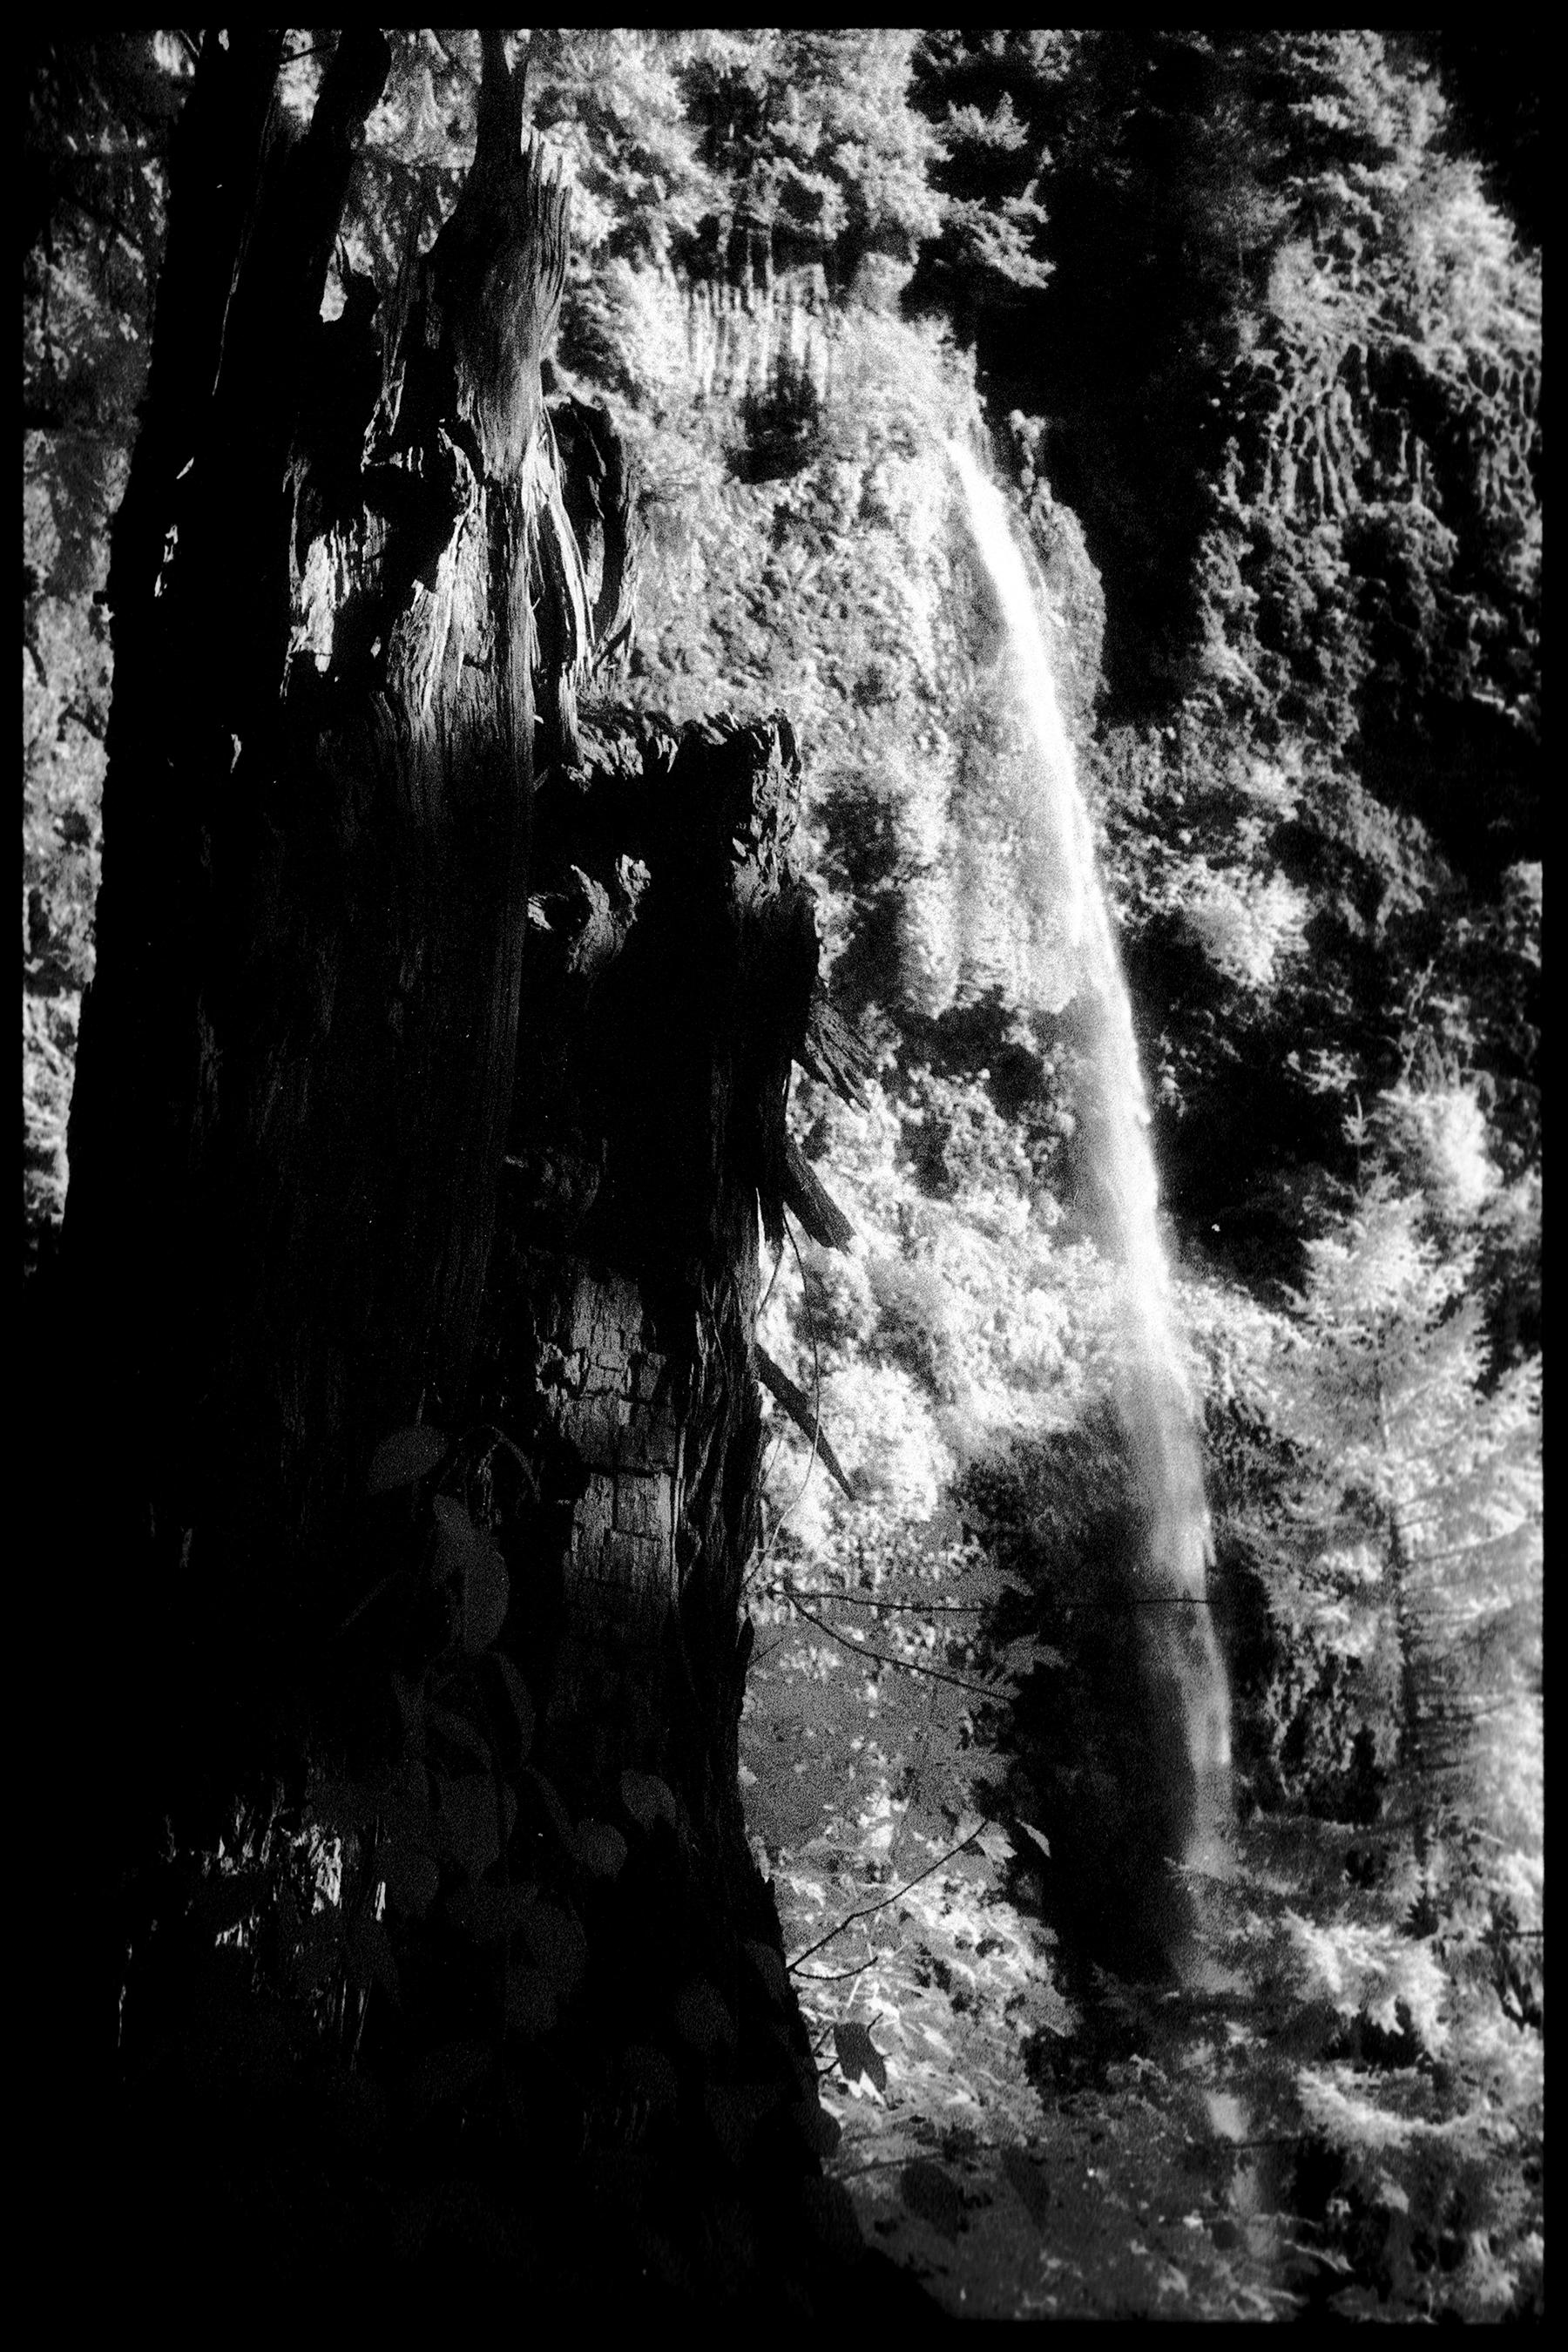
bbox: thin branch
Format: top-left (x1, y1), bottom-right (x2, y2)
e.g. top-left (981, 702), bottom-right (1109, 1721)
top-left (787, 1825), bottom-right (988, 1971)
top-left (768, 1588), bottom-right (987, 1614)
top-left (781, 1578), bottom-right (997, 1697)
top-left (794, 1951), bottom-right (887, 1985)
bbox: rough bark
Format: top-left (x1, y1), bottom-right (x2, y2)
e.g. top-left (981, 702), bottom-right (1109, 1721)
top-left (475, 713), bottom-right (822, 1868)
top-left (64, 24), bottom-right (573, 1878)
top-left (57, 38), bottom-right (911, 2316)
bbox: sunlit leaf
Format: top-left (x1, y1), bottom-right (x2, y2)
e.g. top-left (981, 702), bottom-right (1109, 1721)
top-left (1017, 1820), bottom-right (1051, 1860)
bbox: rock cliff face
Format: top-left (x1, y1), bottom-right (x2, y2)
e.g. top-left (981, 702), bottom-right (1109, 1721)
top-left (1186, 295), bottom-right (1541, 894)
top-left (683, 270), bottom-right (837, 413)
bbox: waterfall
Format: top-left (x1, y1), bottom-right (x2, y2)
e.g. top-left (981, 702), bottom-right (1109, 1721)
top-left (948, 442), bottom-right (1233, 1893)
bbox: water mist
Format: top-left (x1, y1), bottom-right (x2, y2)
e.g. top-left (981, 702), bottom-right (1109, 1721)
top-left (948, 443), bottom-right (1233, 1941)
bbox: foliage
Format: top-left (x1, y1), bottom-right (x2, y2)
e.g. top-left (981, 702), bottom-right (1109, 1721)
top-left (25, 26), bottom-right (1543, 2320)
top-left (117, 1419), bottom-right (845, 2301)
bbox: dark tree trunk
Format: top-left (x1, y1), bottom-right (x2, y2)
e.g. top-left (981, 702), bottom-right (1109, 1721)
top-left (477, 712), bottom-right (820, 1879)
top-left (52, 33), bottom-right (915, 2317)
top-left (66, 31), bottom-right (577, 1835)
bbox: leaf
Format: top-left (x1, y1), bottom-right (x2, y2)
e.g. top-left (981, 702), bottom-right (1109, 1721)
top-left (833, 2017), bottom-right (888, 2094)
top-left (434, 1773), bottom-right (501, 1882)
top-left (460, 1542), bottom-right (510, 1652)
top-left (504, 1967), bottom-right (558, 2041)
top-left (344, 1911), bottom-right (400, 2004)
top-left (408, 2040), bottom-right (490, 2111)
top-left (517, 1896), bottom-right (587, 1997)
top-left (430, 1493), bottom-right (486, 1580)
top-left (381, 1837), bottom-right (439, 1920)
top-left (524, 1765), bottom-right (579, 1856)
top-left (672, 1977), bottom-right (735, 2059)
top-left (621, 2043), bottom-right (679, 2116)
top-left (975, 1820), bottom-right (1014, 1867)
top-left (492, 1429), bottom-right (541, 1490)
top-left (574, 1819), bottom-right (628, 1879)
top-left (447, 1882), bottom-right (537, 1943)
top-left (387, 1754), bottom-right (433, 1823)
top-left (742, 1937), bottom-right (792, 2007)
top-left (378, 1773), bottom-right (438, 1916)
top-left (900, 2157), bottom-right (963, 2241)
top-left (804, 2175), bottom-right (865, 2261)
top-left (308, 1779), bottom-right (367, 1837)
top-left (1001, 2145), bottom-right (1051, 2228)
top-left (705, 2080), bottom-right (785, 2166)
top-left (390, 1671), bottom-right (425, 1753)
top-left (793, 2098), bottom-right (841, 2158)
top-left (428, 1703), bottom-right (493, 1769)
top-left (1017, 1820), bottom-right (1052, 1861)
top-left (493, 1656), bottom-right (534, 1760)
top-left (367, 1424), bottom-right (447, 1494)
top-left (619, 1768), bottom-right (679, 1834)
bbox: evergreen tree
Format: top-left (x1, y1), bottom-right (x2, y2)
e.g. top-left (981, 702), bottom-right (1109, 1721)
top-left (1285, 1127), bottom-right (1541, 1864)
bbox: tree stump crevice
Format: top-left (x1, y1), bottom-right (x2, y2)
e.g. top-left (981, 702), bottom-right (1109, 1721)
top-left (476, 714), bottom-right (822, 1877)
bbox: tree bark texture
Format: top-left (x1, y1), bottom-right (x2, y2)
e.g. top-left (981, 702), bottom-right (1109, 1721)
top-left (57, 44), bottom-right (906, 2310)
top-left (64, 30), bottom-right (583, 1818)
top-left (475, 713), bottom-right (827, 1882)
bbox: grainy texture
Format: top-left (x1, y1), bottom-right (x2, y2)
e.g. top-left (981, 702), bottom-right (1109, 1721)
top-left (476, 713), bottom-right (828, 1882)
top-left (62, 30), bottom-right (573, 1841)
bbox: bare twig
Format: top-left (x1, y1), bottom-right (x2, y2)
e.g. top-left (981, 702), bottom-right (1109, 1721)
top-left (781, 1578), bottom-right (997, 1698)
top-left (788, 1824), bottom-right (989, 1971)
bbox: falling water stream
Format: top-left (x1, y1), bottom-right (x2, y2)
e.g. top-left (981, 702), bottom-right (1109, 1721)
top-left (948, 442), bottom-right (1234, 1920)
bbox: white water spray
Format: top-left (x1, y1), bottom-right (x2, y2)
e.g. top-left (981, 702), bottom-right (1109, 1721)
top-left (948, 442), bottom-right (1233, 1883)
